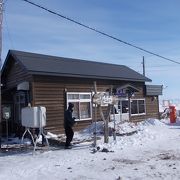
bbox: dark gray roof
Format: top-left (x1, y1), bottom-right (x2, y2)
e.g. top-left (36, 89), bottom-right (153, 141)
top-left (5, 50), bottom-right (151, 82)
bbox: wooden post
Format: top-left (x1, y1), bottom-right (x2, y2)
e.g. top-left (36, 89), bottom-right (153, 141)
top-left (128, 93), bottom-right (131, 121)
top-left (104, 118), bottom-right (109, 143)
top-left (93, 83), bottom-right (113, 144)
top-left (93, 81), bottom-right (97, 147)
top-left (99, 106), bottom-right (109, 143)
top-left (113, 104), bottom-right (116, 141)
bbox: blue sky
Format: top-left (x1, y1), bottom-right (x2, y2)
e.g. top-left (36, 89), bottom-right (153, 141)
top-left (2, 0), bottom-right (180, 99)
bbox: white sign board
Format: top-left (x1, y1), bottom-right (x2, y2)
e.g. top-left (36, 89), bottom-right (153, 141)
top-left (3, 106), bottom-right (11, 120)
top-left (93, 93), bottom-right (118, 106)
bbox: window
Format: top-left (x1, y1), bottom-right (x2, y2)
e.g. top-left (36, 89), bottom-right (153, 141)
top-left (122, 100), bottom-right (129, 113)
top-left (67, 92), bottom-right (92, 121)
top-left (117, 100), bottom-right (129, 114)
top-left (131, 99), bottom-right (145, 115)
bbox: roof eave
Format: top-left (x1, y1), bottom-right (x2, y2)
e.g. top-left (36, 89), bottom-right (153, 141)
top-left (29, 70), bottom-right (152, 82)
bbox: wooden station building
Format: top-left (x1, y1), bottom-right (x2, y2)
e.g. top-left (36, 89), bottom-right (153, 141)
top-left (1, 50), bottom-right (163, 136)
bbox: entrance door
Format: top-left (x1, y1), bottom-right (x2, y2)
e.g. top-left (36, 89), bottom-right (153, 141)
top-left (14, 91), bottom-right (28, 126)
top-left (13, 91), bottom-right (28, 137)
top-left (111, 99), bottom-right (129, 122)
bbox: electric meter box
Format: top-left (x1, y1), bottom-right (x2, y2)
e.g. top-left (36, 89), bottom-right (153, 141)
top-left (21, 106), bottom-right (46, 128)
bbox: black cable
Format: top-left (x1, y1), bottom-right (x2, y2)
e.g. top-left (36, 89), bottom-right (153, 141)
top-left (21, 0), bottom-right (180, 65)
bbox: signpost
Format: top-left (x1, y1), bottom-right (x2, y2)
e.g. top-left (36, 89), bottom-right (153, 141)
top-left (2, 106), bottom-right (11, 147)
top-left (93, 85), bottom-right (118, 143)
top-left (92, 83), bottom-right (139, 144)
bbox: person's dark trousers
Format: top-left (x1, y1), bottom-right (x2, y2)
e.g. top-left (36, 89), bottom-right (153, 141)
top-left (65, 126), bottom-right (74, 147)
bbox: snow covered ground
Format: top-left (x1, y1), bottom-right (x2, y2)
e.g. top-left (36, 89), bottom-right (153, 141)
top-left (0, 118), bottom-right (180, 180)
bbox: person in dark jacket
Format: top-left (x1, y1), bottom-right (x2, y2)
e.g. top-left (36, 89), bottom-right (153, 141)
top-left (64, 103), bottom-right (76, 149)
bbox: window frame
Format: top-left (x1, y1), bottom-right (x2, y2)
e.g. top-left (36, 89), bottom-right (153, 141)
top-left (67, 92), bottom-right (92, 121)
top-left (131, 98), bottom-right (146, 116)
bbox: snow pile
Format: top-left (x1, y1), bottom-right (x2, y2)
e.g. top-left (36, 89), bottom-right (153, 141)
top-left (139, 118), bottom-right (166, 126)
top-left (1, 118), bottom-right (180, 180)
top-left (73, 118), bottom-right (167, 147)
top-left (73, 121), bottom-right (104, 142)
top-left (78, 119), bottom-right (168, 153)
top-left (47, 132), bottom-right (59, 139)
top-left (109, 121), bottom-right (138, 134)
top-left (79, 121), bottom-right (104, 135)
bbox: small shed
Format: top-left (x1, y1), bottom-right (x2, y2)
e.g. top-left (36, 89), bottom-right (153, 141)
top-left (1, 50), bottom-right (162, 136)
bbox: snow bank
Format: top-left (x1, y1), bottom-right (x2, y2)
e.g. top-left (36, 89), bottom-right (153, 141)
top-left (1, 118), bottom-right (180, 180)
top-left (138, 118), bottom-right (165, 126)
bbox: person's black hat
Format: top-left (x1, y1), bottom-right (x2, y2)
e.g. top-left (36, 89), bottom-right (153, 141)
top-left (68, 103), bottom-right (74, 108)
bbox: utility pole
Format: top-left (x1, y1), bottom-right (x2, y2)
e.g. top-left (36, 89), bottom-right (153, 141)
top-left (142, 56), bottom-right (145, 76)
top-left (0, 0), bottom-right (3, 149)
top-left (0, 0), bottom-right (3, 62)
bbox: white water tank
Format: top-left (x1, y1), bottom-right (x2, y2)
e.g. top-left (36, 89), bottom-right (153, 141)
top-left (21, 106), bottom-right (46, 128)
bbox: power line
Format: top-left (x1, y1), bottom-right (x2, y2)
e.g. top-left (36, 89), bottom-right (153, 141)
top-left (21, 0), bottom-right (180, 65)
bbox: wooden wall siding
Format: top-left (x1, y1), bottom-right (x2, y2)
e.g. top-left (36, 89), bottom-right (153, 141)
top-left (32, 75), bottom-right (154, 134)
top-left (32, 81), bottom-right (65, 134)
top-left (130, 96), bottom-right (159, 122)
top-left (145, 96), bottom-right (159, 119)
top-left (3, 58), bottom-right (32, 89)
top-left (32, 76), bottom-right (104, 134)
top-left (131, 87), bottom-right (144, 99)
